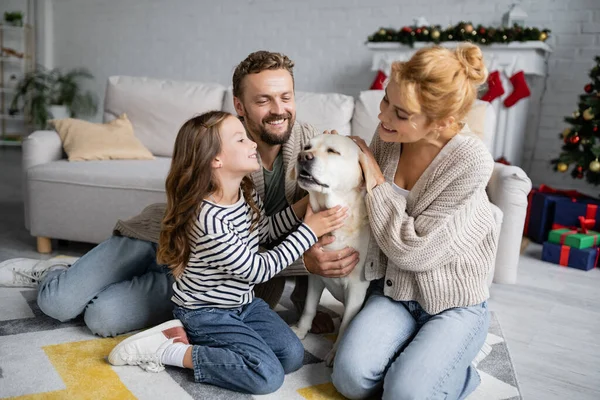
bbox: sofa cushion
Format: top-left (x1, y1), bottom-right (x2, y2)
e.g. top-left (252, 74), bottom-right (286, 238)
top-left (27, 157), bottom-right (171, 191)
top-left (351, 90), bottom-right (383, 144)
top-left (104, 76), bottom-right (226, 157)
top-left (52, 114), bottom-right (154, 161)
top-left (222, 87), bottom-right (355, 135)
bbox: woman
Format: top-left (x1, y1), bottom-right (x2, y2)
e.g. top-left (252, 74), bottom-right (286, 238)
top-left (332, 43), bottom-right (500, 400)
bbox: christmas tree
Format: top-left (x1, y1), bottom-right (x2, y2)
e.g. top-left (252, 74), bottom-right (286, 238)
top-left (554, 56), bottom-right (600, 184)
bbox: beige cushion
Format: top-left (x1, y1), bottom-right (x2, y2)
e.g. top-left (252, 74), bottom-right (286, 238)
top-left (51, 114), bottom-right (154, 161)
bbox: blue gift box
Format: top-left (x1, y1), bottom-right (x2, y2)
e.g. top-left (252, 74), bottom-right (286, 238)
top-left (552, 198), bottom-right (600, 232)
top-left (541, 241), bottom-right (598, 271)
top-left (525, 193), bottom-right (570, 243)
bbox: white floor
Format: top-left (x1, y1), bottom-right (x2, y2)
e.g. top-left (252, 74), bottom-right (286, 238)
top-left (3, 146), bottom-right (600, 399)
top-left (488, 243), bottom-right (600, 400)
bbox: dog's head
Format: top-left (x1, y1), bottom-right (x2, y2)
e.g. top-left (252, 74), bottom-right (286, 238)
top-left (292, 134), bottom-right (367, 194)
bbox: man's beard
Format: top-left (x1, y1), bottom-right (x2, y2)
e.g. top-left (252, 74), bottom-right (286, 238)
top-left (248, 112), bottom-right (295, 145)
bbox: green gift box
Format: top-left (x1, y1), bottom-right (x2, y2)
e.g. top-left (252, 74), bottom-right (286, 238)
top-left (548, 228), bottom-right (600, 249)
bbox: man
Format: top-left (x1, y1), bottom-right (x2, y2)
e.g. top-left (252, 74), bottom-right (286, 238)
top-left (0, 51), bottom-right (359, 337)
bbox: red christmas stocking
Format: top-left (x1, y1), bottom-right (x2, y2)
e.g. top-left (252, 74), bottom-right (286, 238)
top-left (481, 70), bottom-right (505, 102)
top-left (370, 70), bottom-right (387, 90)
top-left (503, 71), bottom-right (531, 107)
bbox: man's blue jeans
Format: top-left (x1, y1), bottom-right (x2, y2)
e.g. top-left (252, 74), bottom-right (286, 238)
top-left (173, 298), bottom-right (304, 395)
top-left (37, 236), bottom-right (174, 337)
top-left (332, 279), bottom-right (489, 400)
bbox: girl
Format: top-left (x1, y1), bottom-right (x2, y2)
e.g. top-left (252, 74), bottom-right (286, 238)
top-left (332, 44), bottom-right (500, 400)
top-left (108, 111), bottom-right (347, 394)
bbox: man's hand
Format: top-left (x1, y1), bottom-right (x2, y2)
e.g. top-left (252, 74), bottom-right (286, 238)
top-left (303, 235), bottom-right (359, 277)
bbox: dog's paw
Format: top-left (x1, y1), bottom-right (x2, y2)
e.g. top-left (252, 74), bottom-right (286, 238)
top-left (291, 325), bottom-right (309, 340)
top-left (325, 348), bottom-right (337, 367)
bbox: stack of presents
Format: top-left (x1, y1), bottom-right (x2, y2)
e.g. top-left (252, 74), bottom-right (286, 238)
top-left (525, 185), bottom-right (600, 271)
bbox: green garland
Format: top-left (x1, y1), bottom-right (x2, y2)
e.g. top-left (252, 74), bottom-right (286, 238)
top-left (367, 22), bottom-right (550, 46)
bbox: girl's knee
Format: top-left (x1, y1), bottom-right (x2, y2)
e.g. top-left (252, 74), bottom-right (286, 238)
top-left (279, 335), bottom-right (305, 374)
top-left (251, 363), bottom-right (285, 394)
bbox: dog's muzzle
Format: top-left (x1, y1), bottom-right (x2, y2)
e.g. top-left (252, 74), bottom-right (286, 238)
top-left (297, 152), bottom-right (329, 188)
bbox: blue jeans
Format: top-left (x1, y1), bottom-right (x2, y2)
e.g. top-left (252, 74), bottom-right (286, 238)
top-left (173, 297), bottom-right (304, 395)
top-left (37, 236), bottom-right (174, 337)
top-left (332, 280), bottom-right (489, 400)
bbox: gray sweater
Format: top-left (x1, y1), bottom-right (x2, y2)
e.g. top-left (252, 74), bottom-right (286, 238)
top-left (364, 129), bottom-right (500, 315)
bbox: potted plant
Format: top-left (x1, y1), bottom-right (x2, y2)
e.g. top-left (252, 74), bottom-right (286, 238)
top-left (4, 11), bottom-right (24, 27)
top-left (10, 66), bottom-right (98, 129)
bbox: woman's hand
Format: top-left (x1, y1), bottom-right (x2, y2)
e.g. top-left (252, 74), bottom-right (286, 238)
top-left (350, 136), bottom-right (385, 194)
top-left (304, 204), bottom-right (348, 238)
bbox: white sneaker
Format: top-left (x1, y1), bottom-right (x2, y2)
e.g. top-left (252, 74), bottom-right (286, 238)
top-left (472, 341), bottom-right (493, 368)
top-left (108, 320), bottom-right (190, 373)
top-left (0, 257), bottom-right (75, 288)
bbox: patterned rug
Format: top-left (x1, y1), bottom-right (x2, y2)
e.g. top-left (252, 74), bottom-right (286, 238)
top-left (0, 281), bottom-right (521, 399)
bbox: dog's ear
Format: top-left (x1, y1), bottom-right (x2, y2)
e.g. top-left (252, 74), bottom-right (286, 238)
top-left (289, 165), bottom-right (297, 181)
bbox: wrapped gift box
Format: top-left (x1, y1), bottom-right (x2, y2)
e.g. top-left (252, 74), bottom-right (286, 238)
top-left (524, 185), bottom-right (600, 244)
top-left (541, 241), bottom-right (598, 271)
top-left (552, 200), bottom-right (600, 233)
top-left (547, 228), bottom-right (600, 249)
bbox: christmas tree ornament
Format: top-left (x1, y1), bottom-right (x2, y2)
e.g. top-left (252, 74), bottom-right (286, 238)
top-left (583, 108), bottom-right (595, 121)
top-left (431, 29), bottom-right (440, 39)
top-left (539, 32), bottom-right (548, 41)
top-left (573, 110), bottom-right (581, 118)
top-left (481, 71), bottom-right (505, 102)
top-left (562, 128), bottom-right (571, 138)
top-left (581, 137), bottom-right (592, 146)
top-left (594, 125), bottom-right (599, 132)
top-left (590, 159), bottom-right (600, 172)
top-left (577, 165), bottom-right (584, 173)
top-left (585, 83), bottom-right (593, 93)
top-left (503, 71), bottom-right (531, 107)
top-left (557, 162), bottom-right (569, 172)
top-left (569, 134), bottom-right (581, 144)
top-left (464, 24), bottom-right (474, 33)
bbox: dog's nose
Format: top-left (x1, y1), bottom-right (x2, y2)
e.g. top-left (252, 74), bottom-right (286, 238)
top-left (298, 152), bottom-right (314, 163)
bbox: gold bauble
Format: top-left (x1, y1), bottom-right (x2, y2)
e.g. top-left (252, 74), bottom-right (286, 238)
top-left (573, 110), bottom-right (581, 118)
top-left (590, 159), bottom-right (600, 173)
top-left (465, 24), bottom-right (474, 33)
top-left (378, 28), bottom-right (386, 35)
top-left (423, 29), bottom-right (429, 35)
top-left (431, 30), bottom-right (440, 39)
top-left (539, 32), bottom-right (548, 41)
top-left (583, 108), bottom-right (595, 121)
top-left (562, 128), bottom-right (571, 138)
top-left (557, 162), bottom-right (569, 172)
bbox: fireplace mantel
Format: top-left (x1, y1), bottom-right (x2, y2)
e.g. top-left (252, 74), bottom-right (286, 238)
top-left (367, 41), bottom-right (553, 165)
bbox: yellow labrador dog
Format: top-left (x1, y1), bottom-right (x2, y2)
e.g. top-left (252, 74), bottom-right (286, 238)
top-left (291, 133), bottom-right (371, 366)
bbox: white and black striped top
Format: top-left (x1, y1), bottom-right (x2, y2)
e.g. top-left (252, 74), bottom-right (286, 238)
top-left (171, 190), bottom-right (317, 309)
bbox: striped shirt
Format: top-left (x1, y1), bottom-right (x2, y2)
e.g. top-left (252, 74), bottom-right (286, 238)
top-left (171, 190), bottom-right (317, 309)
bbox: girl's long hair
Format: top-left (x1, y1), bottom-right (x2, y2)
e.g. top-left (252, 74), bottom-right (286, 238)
top-left (157, 111), bottom-right (260, 278)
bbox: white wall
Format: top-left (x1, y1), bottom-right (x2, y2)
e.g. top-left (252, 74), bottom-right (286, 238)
top-left (49, 0), bottom-right (600, 194)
